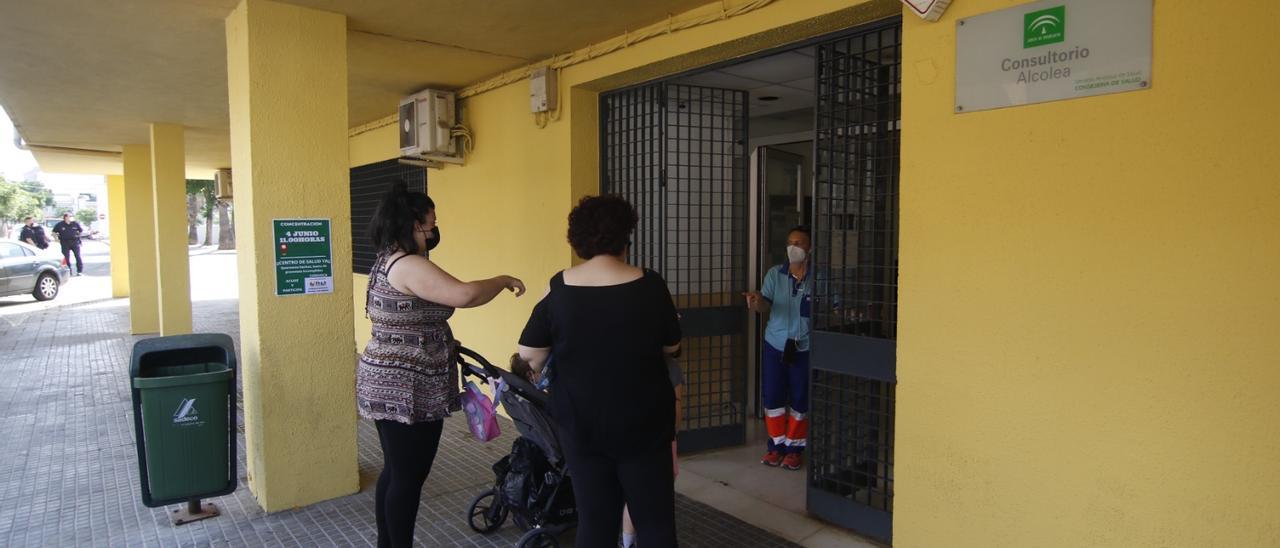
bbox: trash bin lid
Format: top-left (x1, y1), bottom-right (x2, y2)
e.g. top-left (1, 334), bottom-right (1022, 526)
top-left (132, 363), bottom-right (233, 389)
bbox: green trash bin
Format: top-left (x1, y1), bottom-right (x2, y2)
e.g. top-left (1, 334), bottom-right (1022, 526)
top-left (133, 362), bottom-right (232, 501)
top-left (130, 333), bottom-right (237, 518)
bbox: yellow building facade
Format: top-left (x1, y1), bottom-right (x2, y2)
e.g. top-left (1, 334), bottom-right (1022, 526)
top-left (895, 2), bottom-right (1280, 545)
top-left (348, 1), bottom-right (1280, 545)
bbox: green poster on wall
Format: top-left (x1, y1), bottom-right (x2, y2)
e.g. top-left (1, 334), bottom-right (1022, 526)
top-left (273, 219), bottom-right (333, 296)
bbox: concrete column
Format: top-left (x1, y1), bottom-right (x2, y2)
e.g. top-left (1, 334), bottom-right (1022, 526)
top-left (226, 0), bottom-right (357, 511)
top-left (149, 123), bottom-right (193, 335)
top-left (105, 174), bottom-right (129, 298)
top-left (122, 145), bottom-right (159, 334)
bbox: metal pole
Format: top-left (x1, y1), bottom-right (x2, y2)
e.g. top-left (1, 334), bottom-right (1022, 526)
top-left (796, 163), bottom-right (804, 223)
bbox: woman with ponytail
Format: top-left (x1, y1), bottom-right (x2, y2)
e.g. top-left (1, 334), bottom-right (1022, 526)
top-left (358, 182), bottom-right (525, 548)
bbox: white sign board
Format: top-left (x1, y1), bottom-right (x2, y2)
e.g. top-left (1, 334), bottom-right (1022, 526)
top-left (955, 0), bottom-right (1151, 113)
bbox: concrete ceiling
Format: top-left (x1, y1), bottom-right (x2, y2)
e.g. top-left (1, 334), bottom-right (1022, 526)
top-left (0, 0), bottom-right (710, 177)
top-left (673, 48), bottom-right (815, 117)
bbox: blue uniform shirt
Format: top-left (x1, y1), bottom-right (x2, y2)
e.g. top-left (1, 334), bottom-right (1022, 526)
top-left (760, 263), bottom-right (812, 352)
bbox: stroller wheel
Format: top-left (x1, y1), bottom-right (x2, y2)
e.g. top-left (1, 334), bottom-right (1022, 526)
top-left (516, 528), bottom-right (559, 548)
top-left (467, 489), bottom-right (508, 533)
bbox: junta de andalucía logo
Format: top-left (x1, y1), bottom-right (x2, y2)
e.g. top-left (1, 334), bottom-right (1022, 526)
top-left (1024, 5), bottom-right (1065, 48)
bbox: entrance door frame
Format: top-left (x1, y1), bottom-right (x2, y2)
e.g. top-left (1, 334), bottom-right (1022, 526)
top-left (594, 15), bottom-right (904, 544)
top-left (749, 143), bottom-right (811, 419)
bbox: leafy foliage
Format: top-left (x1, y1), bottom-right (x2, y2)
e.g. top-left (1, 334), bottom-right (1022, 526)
top-left (0, 175), bottom-right (45, 222)
top-left (75, 208), bottom-right (97, 226)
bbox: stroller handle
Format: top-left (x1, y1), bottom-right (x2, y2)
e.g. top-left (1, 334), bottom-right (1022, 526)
top-left (458, 344), bottom-right (554, 413)
top-left (457, 345), bottom-right (501, 383)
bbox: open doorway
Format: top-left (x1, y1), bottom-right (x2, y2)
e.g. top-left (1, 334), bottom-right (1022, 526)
top-left (666, 46), bottom-right (817, 408)
top-left (600, 17), bottom-right (901, 544)
top-left (663, 46), bottom-right (817, 518)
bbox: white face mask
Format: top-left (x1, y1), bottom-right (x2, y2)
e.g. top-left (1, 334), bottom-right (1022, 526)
top-left (786, 245), bottom-right (807, 264)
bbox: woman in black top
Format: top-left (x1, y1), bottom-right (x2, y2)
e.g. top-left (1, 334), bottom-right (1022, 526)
top-left (519, 195), bottom-right (683, 547)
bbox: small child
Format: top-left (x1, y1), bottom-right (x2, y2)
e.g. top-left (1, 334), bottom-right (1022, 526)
top-left (509, 353), bottom-right (535, 383)
top-left (621, 354), bottom-right (683, 548)
top-left (509, 353), bottom-right (552, 391)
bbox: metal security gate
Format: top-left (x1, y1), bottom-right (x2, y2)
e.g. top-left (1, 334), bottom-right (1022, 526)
top-left (601, 83), bottom-right (750, 453)
top-left (808, 19), bottom-right (902, 544)
top-left (350, 159), bottom-right (426, 274)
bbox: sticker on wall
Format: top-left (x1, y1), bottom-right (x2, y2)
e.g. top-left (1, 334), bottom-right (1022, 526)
top-left (955, 0), bottom-right (1152, 113)
top-left (273, 219), bottom-right (333, 296)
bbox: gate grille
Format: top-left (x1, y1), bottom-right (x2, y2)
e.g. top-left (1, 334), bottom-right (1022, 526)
top-left (665, 84), bottom-right (748, 443)
top-left (350, 159), bottom-right (426, 275)
top-left (808, 20), bottom-right (901, 543)
top-left (814, 26), bottom-right (901, 340)
top-left (601, 84), bottom-right (664, 272)
top-left (811, 369), bottom-right (895, 512)
top-left (602, 83), bottom-right (750, 452)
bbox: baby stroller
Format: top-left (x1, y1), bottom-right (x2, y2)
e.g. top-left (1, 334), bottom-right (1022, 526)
top-left (458, 347), bottom-right (576, 548)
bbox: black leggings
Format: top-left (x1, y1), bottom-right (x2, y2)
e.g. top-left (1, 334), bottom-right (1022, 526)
top-left (566, 439), bottom-right (677, 548)
top-left (374, 419), bottom-right (444, 548)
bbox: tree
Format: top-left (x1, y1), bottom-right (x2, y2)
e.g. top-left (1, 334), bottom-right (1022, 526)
top-left (0, 176), bottom-right (45, 236)
top-left (216, 200), bottom-right (235, 250)
top-left (187, 194), bottom-right (199, 243)
top-left (17, 179), bottom-right (55, 209)
top-left (200, 182), bottom-right (216, 246)
top-left (75, 208), bottom-right (97, 227)
top-left (185, 179), bottom-right (214, 245)
top-left (0, 178), bottom-right (21, 220)
top-left (186, 191), bottom-right (199, 244)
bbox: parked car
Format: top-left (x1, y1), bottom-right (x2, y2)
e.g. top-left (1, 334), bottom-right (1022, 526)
top-left (0, 239), bottom-right (70, 301)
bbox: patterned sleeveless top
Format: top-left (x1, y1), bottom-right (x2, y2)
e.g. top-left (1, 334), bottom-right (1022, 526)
top-left (357, 252), bottom-right (460, 424)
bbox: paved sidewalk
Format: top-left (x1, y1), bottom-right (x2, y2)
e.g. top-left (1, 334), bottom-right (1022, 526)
top-left (0, 296), bottom-right (800, 547)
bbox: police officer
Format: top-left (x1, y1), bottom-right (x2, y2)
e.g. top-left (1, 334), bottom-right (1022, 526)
top-left (52, 212), bottom-right (85, 276)
top-left (19, 217), bottom-right (49, 249)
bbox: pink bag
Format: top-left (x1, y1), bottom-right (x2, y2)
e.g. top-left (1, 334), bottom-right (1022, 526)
top-left (461, 381), bottom-right (501, 442)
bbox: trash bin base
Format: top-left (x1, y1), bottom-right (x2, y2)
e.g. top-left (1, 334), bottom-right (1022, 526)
top-left (170, 500), bottom-right (220, 526)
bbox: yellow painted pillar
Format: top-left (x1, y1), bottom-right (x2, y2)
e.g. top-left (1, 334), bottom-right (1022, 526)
top-left (149, 123), bottom-right (193, 335)
top-left (105, 174), bottom-right (130, 298)
top-left (122, 145), bottom-right (159, 334)
top-left (226, 0), bottom-right (357, 511)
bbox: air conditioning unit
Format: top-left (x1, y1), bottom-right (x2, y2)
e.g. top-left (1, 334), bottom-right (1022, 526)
top-left (399, 89), bottom-right (462, 164)
top-left (215, 169), bottom-right (233, 201)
